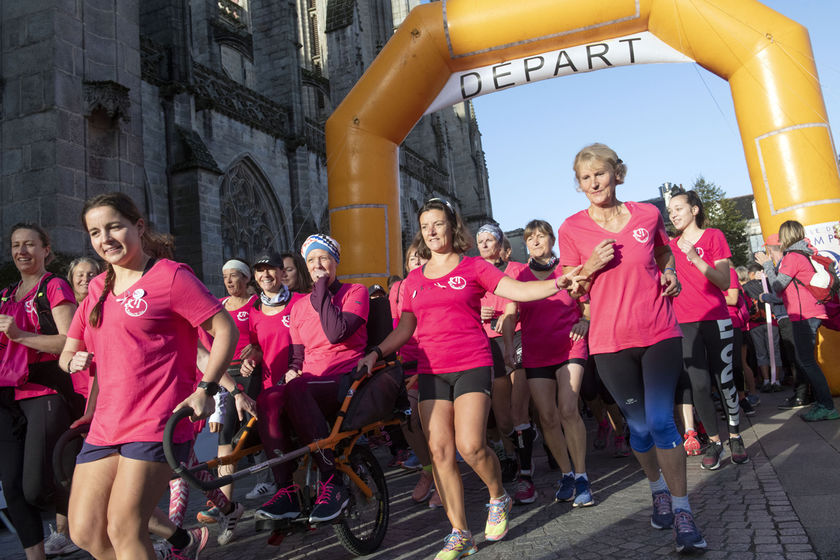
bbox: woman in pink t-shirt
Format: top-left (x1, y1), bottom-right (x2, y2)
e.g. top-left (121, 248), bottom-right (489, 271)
top-left (59, 193), bottom-right (251, 560)
top-left (505, 219), bottom-right (593, 507)
top-left (0, 224), bottom-right (78, 559)
top-left (255, 235), bottom-right (368, 526)
top-left (357, 198), bottom-right (581, 558)
top-left (557, 144), bottom-right (705, 553)
top-left (667, 190), bottom-right (748, 469)
top-left (279, 251), bottom-right (313, 294)
top-left (756, 220), bottom-right (838, 422)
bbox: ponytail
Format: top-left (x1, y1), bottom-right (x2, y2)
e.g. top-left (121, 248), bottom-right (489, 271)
top-left (89, 265), bottom-right (115, 328)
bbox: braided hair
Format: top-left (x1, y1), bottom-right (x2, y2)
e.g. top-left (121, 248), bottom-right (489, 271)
top-left (82, 193), bottom-right (174, 327)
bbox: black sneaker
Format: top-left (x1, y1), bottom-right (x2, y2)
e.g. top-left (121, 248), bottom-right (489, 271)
top-left (739, 398), bottom-right (755, 416)
top-left (255, 485), bottom-right (301, 520)
top-left (700, 441), bottom-right (724, 470)
top-left (729, 436), bottom-right (749, 464)
top-left (500, 457), bottom-right (519, 483)
top-left (778, 396), bottom-right (812, 410)
top-left (309, 474), bottom-right (350, 523)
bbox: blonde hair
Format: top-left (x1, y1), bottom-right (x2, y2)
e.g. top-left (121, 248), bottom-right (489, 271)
top-left (573, 143), bottom-right (627, 185)
top-left (779, 220), bottom-right (806, 251)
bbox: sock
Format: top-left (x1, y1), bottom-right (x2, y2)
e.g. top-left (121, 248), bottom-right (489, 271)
top-left (520, 469), bottom-right (532, 480)
top-left (649, 473), bottom-right (669, 494)
top-left (576, 472), bottom-right (588, 481)
top-left (513, 423), bottom-right (531, 432)
top-left (490, 494), bottom-right (508, 503)
top-left (168, 527), bottom-right (190, 549)
top-left (672, 495), bottom-right (691, 513)
top-left (563, 471), bottom-right (574, 479)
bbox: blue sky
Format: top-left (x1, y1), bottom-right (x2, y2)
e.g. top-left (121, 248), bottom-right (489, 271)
top-left (472, 1), bottom-right (840, 233)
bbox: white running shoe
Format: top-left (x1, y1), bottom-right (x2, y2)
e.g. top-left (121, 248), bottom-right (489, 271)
top-left (217, 502), bottom-right (245, 545)
top-left (246, 482), bottom-right (278, 500)
top-left (44, 524), bottom-right (81, 556)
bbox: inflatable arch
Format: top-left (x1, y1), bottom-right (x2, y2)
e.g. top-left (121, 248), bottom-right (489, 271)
top-left (326, 0), bottom-right (839, 284)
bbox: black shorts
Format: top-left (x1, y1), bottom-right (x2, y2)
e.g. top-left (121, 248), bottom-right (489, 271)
top-left (418, 367), bottom-right (493, 402)
top-left (77, 440), bottom-right (191, 465)
top-left (490, 331), bottom-right (523, 379)
top-left (525, 358), bottom-right (587, 380)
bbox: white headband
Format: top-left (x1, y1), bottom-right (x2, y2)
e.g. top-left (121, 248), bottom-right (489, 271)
top-left (222, 260), bottom-right (251, 280)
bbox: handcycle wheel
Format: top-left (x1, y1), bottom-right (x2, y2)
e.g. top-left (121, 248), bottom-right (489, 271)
top-left (333, 444), bottom-right (389, 555)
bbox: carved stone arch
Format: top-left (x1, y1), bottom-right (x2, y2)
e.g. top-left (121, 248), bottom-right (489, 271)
top-left (220, 156), bottom-right (289, 263)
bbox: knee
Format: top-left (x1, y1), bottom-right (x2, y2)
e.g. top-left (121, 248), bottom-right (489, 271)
top-left (557, 399), bottom-right (580, 423)
top-left (70, 510), bottom-right (108, 553)
top-left (257, 386), bottom-right (285, 412)
top-left (454, 437), bottom-right (486, 464)
top-left (427, 438), bottom-right (455, 465)
top-left (538, 409), bottom-right (561, 432)
top-left (21, 476), bottom-right (50, 510)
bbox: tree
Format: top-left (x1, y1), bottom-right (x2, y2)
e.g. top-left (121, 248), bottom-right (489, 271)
top-left (692, 176), bottom-right (749, 266)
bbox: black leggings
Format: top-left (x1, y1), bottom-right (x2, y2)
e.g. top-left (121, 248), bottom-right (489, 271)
top-left (594, 338), bottom-right (683, 453)
top-left (680, 319), bottom-right (740, 437)
top-left (0, 392), bottom-right (72, 548)
top-left (579, 358), bottom-right (616, 405)
top-left (219, 371), bottom-right (263, 445)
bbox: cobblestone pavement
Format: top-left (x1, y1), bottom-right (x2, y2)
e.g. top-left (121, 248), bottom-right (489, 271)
top-left (0, 402), bottom-right (826, 560)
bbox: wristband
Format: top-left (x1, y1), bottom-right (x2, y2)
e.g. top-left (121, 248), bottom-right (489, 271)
top-left (230, 383), bottom-right (245, 396)
top-left (663, 267), bottom-right (677, 276)
top-left (372, 346), bottom-right (384, 360)
top-left (198, 381), bottom-right (220, 396)
top-left (65, 357), bottom-right (74, 374)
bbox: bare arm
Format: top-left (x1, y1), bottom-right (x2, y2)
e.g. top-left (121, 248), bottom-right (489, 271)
top-left (725, 288), bottom-right (740, 306)
top-left (0, 302), bottom-right (76, 354)
top-left (493, 266), bottom-right (583, 302)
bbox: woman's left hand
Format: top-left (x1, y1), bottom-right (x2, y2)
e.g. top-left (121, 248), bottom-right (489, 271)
top-left (676, 237), bottom-right (700, 263)
top-left (661, 269), bottom-right (681, 297)
top-left (569, 318), bottom-right (589, 341)
top-left (557, 265), bottom-right (585, 291)
top-left (754, 251), bottom-right (770, 265)
top-left (0, 314), bottom-right (23, 340)
top-left (233, 392), bottom-right (257, 421)
top-left (174, 389), bottom-right (215, 421)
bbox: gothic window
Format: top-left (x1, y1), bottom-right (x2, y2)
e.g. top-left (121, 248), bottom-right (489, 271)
top-left (220, 158), bottom-right (288, 263)
top-left (309, 12), bottom-right (321, 60)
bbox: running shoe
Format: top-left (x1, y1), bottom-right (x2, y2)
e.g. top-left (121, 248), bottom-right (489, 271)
top-left (613, 435), bottom-right (630, 458)
top-left (217, 501), bottom-right (245, 546)
top-left (700, 441), bottom-right (724, 470)
top-left (801, 403), bottom-right (840, 422)
top-left (770, 382), bottom-right (784, 392)
top-left (739, 398), bottom-right (756, 417)
top-left (778, 395), bottom-right (811, 410)
top-left (729, 436), bottom-right (749, 465)
top-left (484, 494), bottom-right (512, 541)
top-left (513, 476), bottom-right (536, 505)
top-left (746, 393), bottom-right (760, 407)
top-left (170, 527), bottom-right (209, 560)
top-left (196, 501), bottom-right (221, 524)
top-left (572, 477), bottom-right (595, 508)
top-left (256, 484), bottom-right (301, 520)
top-left (760, 381), bottom-right (772, 393)
top-left (650, 490), bottom-right (673, 529)
top-left (245, 482), bottom-right (277, 500)
top-left (309, 474), bottom-right (350, 523)
top-left (429, 489), bottom-right (443, 509)
top-left (673, 509), bottom-right (707, 553)
top-left (500, 457), bottom-right (518, 483)
top-left (403, 452), bottom-right (422, 470)
top-left (554, 473), bottom-right (575, 502)
top-left (388, 448), bottom-right (411, 468)
top-left (434, 529), bottom-right (477, 560)
top-left (412, 470), bottom-right (434, 503)
top-left (593, 419), bottom-right (609, 450)
top-left (682, 431), bottom-right (701, 456)
top-left (44, 524), bottom-right (81, 556)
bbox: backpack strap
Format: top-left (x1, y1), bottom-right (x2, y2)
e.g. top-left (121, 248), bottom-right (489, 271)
top-left (33, 273), bottom-right (59, 335)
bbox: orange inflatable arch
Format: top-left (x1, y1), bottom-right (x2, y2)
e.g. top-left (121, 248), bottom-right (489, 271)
top-left (325, 0), bottom-right (840, 379)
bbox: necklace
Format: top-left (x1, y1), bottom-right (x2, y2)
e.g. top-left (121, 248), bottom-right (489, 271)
top-left (589, 204), bottom-right (624, 226)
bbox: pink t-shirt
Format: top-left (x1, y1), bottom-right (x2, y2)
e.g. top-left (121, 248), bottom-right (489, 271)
top-left (479, 261), bottom-right (524, 339)
top-left (389, 280), bottom-right (402, 323)
top-left (557, 201), bottom-right (683, 355)
top-left (395, 280), bottom-right (421, 365)
top-left (670, 228), bottom-right (731, 323)
top-left (512, 265), bottom-right (584, 368)
top-left (779, 251), bottom-right (828, 321)
top-left (4, 276), bottom-right (77, 400)
top-left (290, 283), bottom-right (369, 377)
top-left (249, 292), bottom-right (304, 387)
top-left (223, 294), bottom-right (256, 360)
top-left (725, 268), bottom-right (748, 330)
top-left (67, 259), bottom-right (223, 445)
top-left (401, 256), bottom-right (505, 374)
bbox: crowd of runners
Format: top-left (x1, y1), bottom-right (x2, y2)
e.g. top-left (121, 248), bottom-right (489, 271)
top-left (0, 142), bottom-right (838, 560)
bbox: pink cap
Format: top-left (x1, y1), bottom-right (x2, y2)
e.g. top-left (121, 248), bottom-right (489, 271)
top-left (764, 233), bottom-right (780, 247)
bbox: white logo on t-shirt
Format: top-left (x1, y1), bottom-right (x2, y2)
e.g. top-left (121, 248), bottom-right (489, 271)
top-left (448, 276), bottom-right (467, 290)
top-left (282, 315), bottom-right (291, 328)
top-left (237, 311), bottom-right (248, 321)
top-left (117, 288), bottom-right (149, 317)
top-left (695, 247), bottom-right (705, 258)
top-left (632, 228), bottom-right (650, 244)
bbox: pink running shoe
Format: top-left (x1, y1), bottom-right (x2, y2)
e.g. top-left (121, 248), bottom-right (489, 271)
top-left (513, 476), bottom-right (536, 504)
top-left (683, 431), bottom-right (701, 456)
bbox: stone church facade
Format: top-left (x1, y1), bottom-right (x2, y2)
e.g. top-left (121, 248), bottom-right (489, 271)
top-left (0, 0), bottom-right (493, 293)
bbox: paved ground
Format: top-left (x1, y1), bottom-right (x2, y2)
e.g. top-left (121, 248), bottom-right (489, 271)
top-left (2, 389), bottom-right (838, 559)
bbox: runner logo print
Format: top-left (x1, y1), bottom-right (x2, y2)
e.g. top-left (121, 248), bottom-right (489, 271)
top-left (448, 276), bottom-right (467, 290)
top-left (117, 288), bottom-right (149, 317)
top-left (632, 228), bottom-right (650, 244)
top-left (237, 311), bottom-right (249, 322)
top-left (282, 315), bottom-right (291, 328)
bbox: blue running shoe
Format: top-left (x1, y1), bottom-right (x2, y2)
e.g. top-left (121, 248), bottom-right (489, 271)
top-left (673, 509), bottom-right (707, 553)
top-left (554, 474), bottom-right (575, 502)
top-left (650, 490), bottom-right (673, 529)
top-left (572, 477), bottom-right (594, 507)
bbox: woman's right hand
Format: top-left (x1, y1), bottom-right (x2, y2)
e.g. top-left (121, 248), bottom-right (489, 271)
top-left (585, 239), bottom-right (616, 274)
top-left (70, 412), bottom-right (93, 430)
top-left (240, 358), bottom-right (256, 377)
top-left (68, 351), bottom-right (94, 373)
top-left (480, 306), bottom-right (495, 322)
